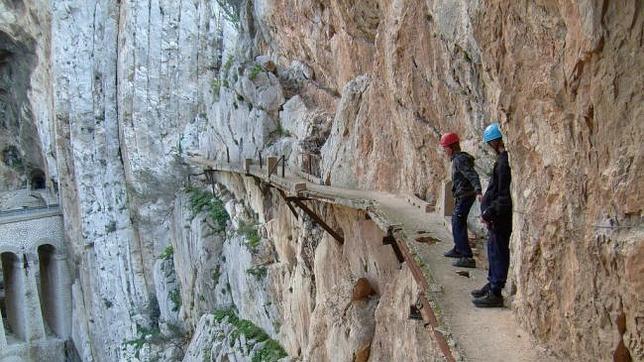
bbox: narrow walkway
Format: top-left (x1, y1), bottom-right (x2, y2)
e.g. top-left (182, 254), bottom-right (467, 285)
top-left (0, 206), bottom-right (62, 225)
top-left (190, 157), bottom-right (553, 361)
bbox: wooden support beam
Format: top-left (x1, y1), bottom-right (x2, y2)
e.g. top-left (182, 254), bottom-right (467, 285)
top-left (291, 199), bottom-right (344, 244)
top-left (277, 189), bottom-right (299, 219)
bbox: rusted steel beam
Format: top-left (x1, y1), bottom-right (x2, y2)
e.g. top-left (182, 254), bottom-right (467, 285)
top-left (277, 189), bottom-right (299, 219)
top-left (396, 237), bottom-right (455, 362)
top-left (291, 199), bottom-right (344, 244)
top-left (267, 156), bottom-right (279, 177)
top-left (285, 196), bottom-right (310, 202)
top-left (383, 235), bottom-right (405, 263)
top-left (204, 168), bottom-right (217, 196)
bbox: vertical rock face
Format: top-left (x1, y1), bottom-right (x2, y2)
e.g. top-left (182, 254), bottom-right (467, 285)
top-left (471, 2), bottom-right (643, 358)
top-left (238, 1), bottom-right (643, 360)
top-left (48, 0), bottom-right (223, 359)
top-left (51, 0), bottom-right (151, 358)
top-left (1, 0), bottom-right (641, 361)
top-left (0, 0), bottom-right (52, 191)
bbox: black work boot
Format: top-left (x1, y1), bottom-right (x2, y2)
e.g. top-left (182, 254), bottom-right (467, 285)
top-left (472, 290), bottom-right (504, 308)
top-left (443, 248), bottom-right (463, 258)
top-left (409, 305), bottom-right (423, 320)
top-left (471, 283), bottom-right (490, 298)
top-left (452, 257), bottom-right (476, 268)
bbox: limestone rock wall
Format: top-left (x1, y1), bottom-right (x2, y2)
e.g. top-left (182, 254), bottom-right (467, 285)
top-left (473, 2), bottom-right (643, 359)
top-left (1, 0), bottom-right (641, 361)
top-left (0, 0), bottom-right (54, 190)
top-left (47, 0), bottom-right (225, 359)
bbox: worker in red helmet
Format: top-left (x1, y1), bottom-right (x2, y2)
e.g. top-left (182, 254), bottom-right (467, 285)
top-left (440, 132), bottom-right (482, 268)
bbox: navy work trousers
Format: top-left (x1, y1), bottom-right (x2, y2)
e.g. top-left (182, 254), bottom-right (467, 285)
top-left (487, 220), bottom-right (512, 295)
top-left (451, 195), bottom-right (475, 258)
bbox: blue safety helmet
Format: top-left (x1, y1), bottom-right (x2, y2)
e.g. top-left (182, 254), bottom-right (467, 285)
top-left (483, 123), bottom-right (503, 143)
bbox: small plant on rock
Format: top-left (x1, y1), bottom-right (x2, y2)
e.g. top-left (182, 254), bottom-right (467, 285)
top-left (274, 123), bottom-right (291, 138)
top-left (248, 64), bottom-right (264, 80)
top-left (215, 0), bottom-right (243, 26)
top-left (186, 186), bottom-right (230, 232)
top-left (160, 245), bottom-right (174, 260)
top-left (223, 54), bottom-right (234, 73)
top-left (124, 325), bottom-right (162, 359)
top-left (212, 308), bottom-right (287, 362)
top-left (238, 221), bottom-right (261, 249)
top-left (169, 288), bottom-right (181, 312)
top-left (246, 265), bottom-right (267, 280)
top-left (212, 79), bottom-right (222, 95)
top-left (212, 265), bottom-right (221, 283)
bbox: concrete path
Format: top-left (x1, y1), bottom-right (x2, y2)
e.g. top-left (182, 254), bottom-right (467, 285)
top-left (190, 157), bottom-right (556, 361)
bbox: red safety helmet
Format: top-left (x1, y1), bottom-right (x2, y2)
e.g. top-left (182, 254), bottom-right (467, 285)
top-left (440, 132), bottom-right (459, 147)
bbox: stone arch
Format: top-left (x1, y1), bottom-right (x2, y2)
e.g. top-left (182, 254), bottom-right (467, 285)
top-left (37, 244), bottom-right (64, 338)
top-left (33, 238), bottom-right (61, 252)
top-left (1, 252), bottom-right (26, 341)
top-left (0, 245), bottom-right (21, 256)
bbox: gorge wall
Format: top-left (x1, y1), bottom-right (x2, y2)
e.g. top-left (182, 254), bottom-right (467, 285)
top-left (0, 0), bottom-right (641, 361)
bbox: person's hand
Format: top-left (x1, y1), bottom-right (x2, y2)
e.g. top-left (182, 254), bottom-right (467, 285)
top-left (481, 208), bottom-right (494, 223)
top-left (480, 217), bottom-right (493, 230)
top-left (477, 193), bottom-right (482, 203)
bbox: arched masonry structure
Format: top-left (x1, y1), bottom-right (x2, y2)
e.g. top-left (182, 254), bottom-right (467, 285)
top-left (0, 206), bottom-right (70, 361)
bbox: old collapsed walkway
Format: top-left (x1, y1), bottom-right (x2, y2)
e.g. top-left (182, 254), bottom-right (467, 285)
top-left (190, 156), bottom-right (552, 361)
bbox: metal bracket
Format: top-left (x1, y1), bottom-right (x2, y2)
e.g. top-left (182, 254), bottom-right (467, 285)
top-left (290, 199), bottom-right (344, 244)
top-left (204, 168), bottom-right (217, 196)
top-left (277, 189), bottom-right (299, 219)
top-left (383, 234), bottom-right (405, 263)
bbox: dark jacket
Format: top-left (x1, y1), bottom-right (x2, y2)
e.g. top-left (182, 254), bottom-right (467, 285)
top-left (481, 151), bottom-right (513, 221)
top-left (451, 152), bottom-right (482, 199)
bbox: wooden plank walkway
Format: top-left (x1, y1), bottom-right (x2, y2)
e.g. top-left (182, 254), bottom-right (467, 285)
top-left (189, 156), bottom-right (554, 362)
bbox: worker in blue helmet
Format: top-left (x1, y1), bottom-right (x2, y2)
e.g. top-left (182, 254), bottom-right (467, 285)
top-left (472, 123), bottom-right (513, 308)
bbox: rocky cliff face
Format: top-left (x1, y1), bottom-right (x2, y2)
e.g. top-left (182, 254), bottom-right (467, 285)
top-left (235, 0), bottom-right (643, 359)
top-left (0, 0), bottom-right (641, 361)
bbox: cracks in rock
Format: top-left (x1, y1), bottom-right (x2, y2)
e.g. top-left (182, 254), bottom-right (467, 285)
top-left (145, 0), bottom-right (152, 108)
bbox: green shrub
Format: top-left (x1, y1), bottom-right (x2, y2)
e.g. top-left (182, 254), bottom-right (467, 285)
top-left (248, 64), bottom-right (264, 80)
top-left (223, 54), bottom-right (234, 73)
top-left (238, 221), bottom-right (261, 249)
top-left (253, 339), bottom-right (288, 362)
top-left (215, 0), bottom-right (243, 26)
top-left (160, 245), bottom-right (174, 260)
top-left (274, 123), bottom-right (290, 137)
top-left (186, 187), bottom-right (230, 232)
top-left (212, 79), bottom-right (222, 94)
top-left (169, 289), bottom-right (181, 312)
top-left (105, 220), bottom-right (117, 233)
top-left (212, 78), bottom-right (230, 96)
top-left (212, 309), bottom-right (287, 362)
top-left (124, 325), bottom-right (162, 359)
top-left (212, 265), bottom-right (221, 283)
top-left (246, 266), bottom-right (267, 280)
